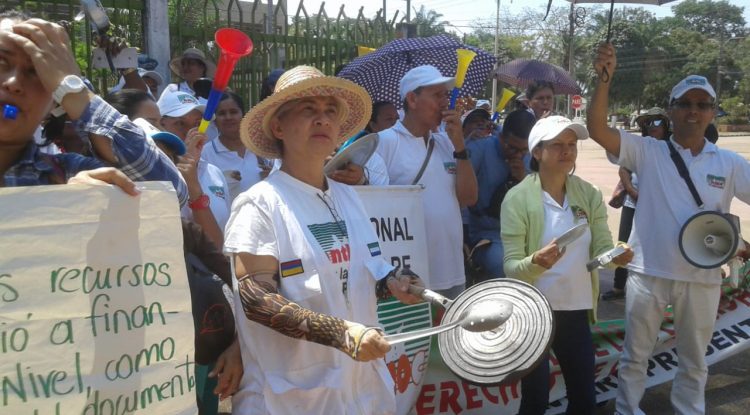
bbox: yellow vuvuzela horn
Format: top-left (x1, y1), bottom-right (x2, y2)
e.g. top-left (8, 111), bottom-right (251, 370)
top-left (449, 49), bottom-right (477, 109)
top-left (492, 88), bottom-right (516, 121)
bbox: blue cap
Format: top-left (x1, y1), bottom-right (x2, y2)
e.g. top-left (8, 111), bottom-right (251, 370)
top-left (2, 104), bottom-right (18, 120)
top-left (152, 132), bottom-right (186, 156)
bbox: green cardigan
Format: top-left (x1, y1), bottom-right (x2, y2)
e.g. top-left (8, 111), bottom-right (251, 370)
top-left (500, 173), bottom-right (615, 322)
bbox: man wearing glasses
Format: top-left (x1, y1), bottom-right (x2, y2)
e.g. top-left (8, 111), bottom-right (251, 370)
top-left (588, 43), bottom-right (750, 415)
top-left (465, 109), bottom-right (536, 280)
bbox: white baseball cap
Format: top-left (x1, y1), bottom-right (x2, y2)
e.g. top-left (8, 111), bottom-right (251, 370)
top-left (157, 89), bottom-right (205, 117)
top-left (528, 115), bottom-right (588, 151)
top-left (475, 99), bottom-right (491, 109)
top-left (399, 65), bottom-right (455, 101)
top-left (669, 75), bottom-right (716, 103)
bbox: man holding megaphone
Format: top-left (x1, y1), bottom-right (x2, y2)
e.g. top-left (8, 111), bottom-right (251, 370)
top-left (588, 43), bottom-right (750, 415)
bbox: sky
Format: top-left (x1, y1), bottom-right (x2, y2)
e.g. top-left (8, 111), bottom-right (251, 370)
top-left (288, 0), bottom-right (750, 36)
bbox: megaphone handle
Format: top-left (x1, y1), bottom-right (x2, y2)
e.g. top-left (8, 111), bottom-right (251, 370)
top-left (199, 89), bottom-right (223, 134)
top-left (492, 111), bottom-right (499, 122)
top-left (448, 87), bottom-right (460, 110)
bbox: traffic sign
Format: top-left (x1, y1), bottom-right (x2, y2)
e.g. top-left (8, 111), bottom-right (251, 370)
top-left (572, 95), bottom-right (583, 110)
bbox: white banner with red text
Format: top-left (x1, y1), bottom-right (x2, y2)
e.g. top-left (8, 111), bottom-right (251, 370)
top-left (411, 272), bottom-right (750, 414)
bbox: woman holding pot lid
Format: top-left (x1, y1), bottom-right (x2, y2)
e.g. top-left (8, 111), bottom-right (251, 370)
top-left (501, 116), bottom-right (633, 414)
top-left (223, 65), bottom-right (425, 414)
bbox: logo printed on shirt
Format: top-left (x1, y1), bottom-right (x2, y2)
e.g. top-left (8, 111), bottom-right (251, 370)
top-left (308, 221), bottom-right (350, 264)
top-left (571, 205), bottom-right (588, 223)
top-left (280, 259), bottom-right (304, 278)
top-left (443, 161), bottom-right (457, 174)
top-left (707, 174), bottom-right (726, 189)
top-left (208, 185), bottom-right (225, 199)
top-left (368, 242), bottom-right (382, 257)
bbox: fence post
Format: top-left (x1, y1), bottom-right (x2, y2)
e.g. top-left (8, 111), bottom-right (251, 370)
top-left (144, 0), bottom-right (172, 85)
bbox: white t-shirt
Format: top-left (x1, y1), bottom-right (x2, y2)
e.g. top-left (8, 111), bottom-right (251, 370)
top-left (377, 121), bottom-right (465, 290)
top-left (365, 152), bottom-right (389, 185)
top-left (536, 192), bottom-right (593, 310)
top-left (618, 130), bottom-right (750, 284)
top-left (201, 137), bottom-right (263, 203)
top-left (223, 171), bottom-right (395, 414)
top-left (180, 160), bottom-right (231, 232)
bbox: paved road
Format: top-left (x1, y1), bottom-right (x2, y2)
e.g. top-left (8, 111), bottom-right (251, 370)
top-left (577, 134), bottom-right (750, 414)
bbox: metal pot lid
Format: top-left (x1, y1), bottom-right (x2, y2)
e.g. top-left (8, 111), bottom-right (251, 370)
top-left (437, 278), bottom-right (554, 385)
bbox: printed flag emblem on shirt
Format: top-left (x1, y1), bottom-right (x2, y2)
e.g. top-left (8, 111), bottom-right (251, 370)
top-left (280, 259), bottom-right (304, 278)
top-left (368, 242), bottom-right (382, 257)
top-left (707, 174), bottom-right (726, 189)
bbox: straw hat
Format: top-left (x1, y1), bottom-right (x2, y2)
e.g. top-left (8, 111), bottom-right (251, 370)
top-left (240, 65), bottom-right (372, 159)
top-left (169, 48), bottom-right (216, 79)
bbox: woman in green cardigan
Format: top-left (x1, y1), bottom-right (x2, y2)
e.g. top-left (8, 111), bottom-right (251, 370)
top-left (500, 116), bottom-right (632, 415)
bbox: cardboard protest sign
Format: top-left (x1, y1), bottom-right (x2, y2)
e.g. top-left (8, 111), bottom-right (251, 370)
top-left (0, 183), bottom-right (197, 414)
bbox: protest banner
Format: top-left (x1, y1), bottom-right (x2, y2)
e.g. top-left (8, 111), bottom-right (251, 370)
top-left (356, 185), bottom-right (433, 415)
top-left (0, 183), bottom-right (197, 414)
top-left (411, 272), bottom-right (750, 414)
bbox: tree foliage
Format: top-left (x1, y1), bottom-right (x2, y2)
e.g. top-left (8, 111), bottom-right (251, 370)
top-left (466, 0), bottom-right (748, 116)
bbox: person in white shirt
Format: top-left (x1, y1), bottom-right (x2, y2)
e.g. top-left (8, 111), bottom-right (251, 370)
top-left (200, 92), bottom-right (264, 202)
top-left (157, 89), bottom-right (230, 239)
top-left (501, 116), bottom-right (633, 414)
top-left (589, 43), bottom-right (750, 415)
top-left (223, 65), bottom-right (425, 415)
top-left (376, 65), bottom-right (478, 298)
top-left (168, 47), bottom-right (215, 95)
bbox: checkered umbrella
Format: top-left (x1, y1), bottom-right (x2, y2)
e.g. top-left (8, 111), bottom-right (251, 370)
top-left (495, 59), bottom-right (581, 95)
top-left (337, 35), bottom-right (496, 108)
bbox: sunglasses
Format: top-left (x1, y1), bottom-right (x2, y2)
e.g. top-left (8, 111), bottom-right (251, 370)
top-left (672, 101), bottom-right (715, 111)
top-left (646, 119), bottom-right (664, 128)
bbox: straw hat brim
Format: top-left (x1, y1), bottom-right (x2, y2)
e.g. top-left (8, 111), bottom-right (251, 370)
top-left (169, 53), bottom-right (217, 79)
top-left (240, 77), bottom-right (372, 159)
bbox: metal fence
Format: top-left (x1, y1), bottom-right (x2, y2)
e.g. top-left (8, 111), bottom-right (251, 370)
top-left (5, 0), bottom-right (401, 106)
top-left (171, 0), bottom-right (401, 106)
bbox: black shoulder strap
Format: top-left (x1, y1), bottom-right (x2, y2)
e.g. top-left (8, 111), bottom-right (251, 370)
top-left (411, 137), bottom-right (435, 185)
top-left (666, 141), bottom-right (704, 209)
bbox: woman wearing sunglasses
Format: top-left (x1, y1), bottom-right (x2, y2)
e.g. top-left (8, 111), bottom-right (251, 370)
top-left (603, 107), bottom-right (670, 300)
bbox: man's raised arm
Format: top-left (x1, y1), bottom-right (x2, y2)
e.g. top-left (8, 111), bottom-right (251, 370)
top-left (587, 43), bottom-right (622, 157)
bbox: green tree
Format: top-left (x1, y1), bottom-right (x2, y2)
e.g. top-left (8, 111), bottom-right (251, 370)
top-left (411, 5), bottom-right (452, 38)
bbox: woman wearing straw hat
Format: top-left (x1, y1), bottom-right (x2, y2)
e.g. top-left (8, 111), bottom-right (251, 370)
top-left (223, 65), bottom-right (425, 414)
top-left (168, 47), bottom-right (216, 95)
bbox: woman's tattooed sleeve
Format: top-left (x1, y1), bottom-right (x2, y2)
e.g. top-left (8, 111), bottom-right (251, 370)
top-left (237, 273), bottom-right (365, 358)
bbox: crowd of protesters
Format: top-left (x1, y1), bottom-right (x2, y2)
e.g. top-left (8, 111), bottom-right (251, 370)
top-left (2, 8), bottom-right (747, 415)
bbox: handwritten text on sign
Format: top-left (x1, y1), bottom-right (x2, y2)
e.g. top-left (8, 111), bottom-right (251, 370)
top-left (0, 183), bottom-right (197, 415)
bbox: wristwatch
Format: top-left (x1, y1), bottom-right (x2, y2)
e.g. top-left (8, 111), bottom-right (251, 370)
top-left (188, 194), bottom-right (210, 210)
top-left (52, 75), bottom-right (86, 104)
top-left (453, 149), bottom-right (470, 160)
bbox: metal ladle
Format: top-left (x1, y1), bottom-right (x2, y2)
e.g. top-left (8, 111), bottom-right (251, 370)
top-left (384, 299), bottom-right (513, 345)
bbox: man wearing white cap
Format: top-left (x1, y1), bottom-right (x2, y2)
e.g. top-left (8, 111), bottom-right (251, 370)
top-left (376, 65), bottom-right (478, 298)
top-left (158, 89), bottom-right (204, 137)
top-left (588, 43), bottom-right (750, 415)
